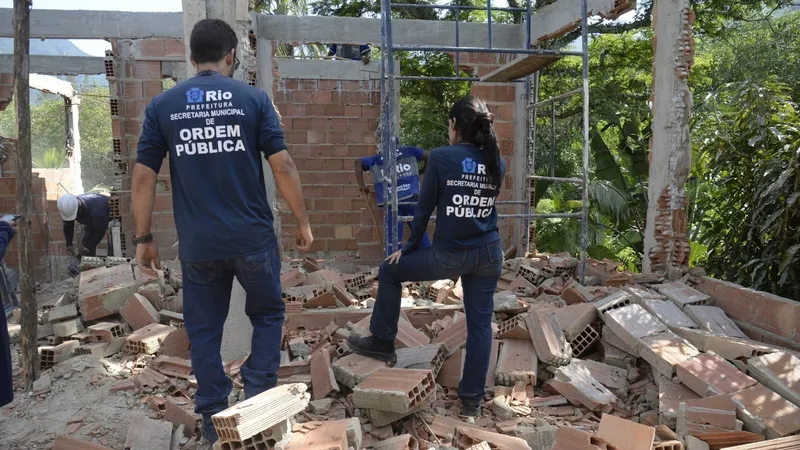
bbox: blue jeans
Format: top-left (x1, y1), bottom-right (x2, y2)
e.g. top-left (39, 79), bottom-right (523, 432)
top-left (181, 242), bottom-right (284, 425)
top-left (384, 203), bottom-right (431, 252)
top-left (370, 240), bottom-right (502, 402)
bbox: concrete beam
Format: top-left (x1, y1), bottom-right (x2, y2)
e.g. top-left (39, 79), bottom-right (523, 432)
top-left (29, 74), bottom-right (75, 98)
top-left (528, 0), bottom-right (625, 43)
top-left (0, 54), bottom-right (105, 75)
top-left (0, 8), bottom-right (184, 39)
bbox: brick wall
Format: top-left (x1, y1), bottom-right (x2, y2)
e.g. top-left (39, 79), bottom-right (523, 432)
top-left (0, 176), bottom-right (53, 278)
top-left (273, 77), bottom-right (381, 254)
top-left (0, 73), bottom-right (12, 113)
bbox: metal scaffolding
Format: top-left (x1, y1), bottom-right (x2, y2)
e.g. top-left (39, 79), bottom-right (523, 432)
top-left (378, 0), bottom-right (591, 281)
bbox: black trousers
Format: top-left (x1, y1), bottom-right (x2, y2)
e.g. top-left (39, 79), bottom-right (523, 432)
top-left (81, 226), bottom-right (109, 257)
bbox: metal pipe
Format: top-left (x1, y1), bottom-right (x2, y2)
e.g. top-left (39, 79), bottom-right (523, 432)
top-left (529, 88), bottom-right (582, 108)
top-left (455, 3), bottom-right (460, 76)
top-left (392, 3), bottom-right (527, 12)
top-left (522, 0), bottom-right (533, 253)
top-left (487, 0), bottom-right (493, 49)
top-left (530, 175), bottom-right (584, 184)
top-left (392, 45), bottom-right (584, 56)
top-left (550, 101), bottom-right (556, 178)
top-left (579, 0), bottom-right (590, 284)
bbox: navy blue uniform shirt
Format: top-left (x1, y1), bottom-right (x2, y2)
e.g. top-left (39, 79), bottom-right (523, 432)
top-left (137, 71), bottom-right (286, 262)
top-left (63, 193), bottom-right (110, 248)
top-left (0, 221), bottom-right (15, 407)
top-left (361, 146), bottom-right (425, 206)
top-left (404, 143), bottom-right (506, 254)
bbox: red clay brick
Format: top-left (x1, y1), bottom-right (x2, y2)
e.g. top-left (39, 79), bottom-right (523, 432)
top-left (120, 293), bottom-right (160, 330)
top-left (307, 104), bottom-right (327, 116)
top-left (311, 90), bottom-right (331, 104)
top-left (136, 39), bottom-right (166, 57)
top-left (293, 91), bottom-right (313, 103)
top-left (130, 60), bottom-right (162, 79)
top-left (164, 38), bottom-right (185, 57)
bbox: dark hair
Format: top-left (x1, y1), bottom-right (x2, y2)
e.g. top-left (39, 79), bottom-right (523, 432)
top-left (449, 95), bottom-right (502, 185)
top-left (190, 19), bottom-right (238, 64)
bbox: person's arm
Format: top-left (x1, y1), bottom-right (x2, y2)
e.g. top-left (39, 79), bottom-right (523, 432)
top-left (133, 101), bottom-right (168, 271)
top-left (63, 220), bottom-right (75, 249)
top-left (355, 158), bottom-right (369, 193)
top-left (260, 92), bottom-right (313, 252)
top-left (403, 152), bottom-right (439, 254)
top-left (0, 221), bottom-right (15, 262)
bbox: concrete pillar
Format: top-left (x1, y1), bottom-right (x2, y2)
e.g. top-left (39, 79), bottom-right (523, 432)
top-left (643, 0), bottom-right (695, 278)
top-left (257, 37), bottom-right (281, 250)
top-left (181, 0), bottom-right (257, 362)
top-left (66, 95), bottom-right (83, 194)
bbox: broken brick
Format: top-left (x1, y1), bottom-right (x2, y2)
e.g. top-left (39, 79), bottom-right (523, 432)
top-left (152, 355), bottom-right (193, 379)
top-left (120, 293), bottom-right (160, 330)
top-left (281, 267), bottom-right (307, 290)
top-left (353, 368), bottom-right (435, 414)
top-left (78, 264), bottom-right (157, 321)
top-left (676, 353), bottom-right (757, 397)
top-left (213, 383), bottom-right (309, 442)
top-left (394, 343), bottom-right (446, 377)
top-left (125, 323), bottom-right (176, 355)
top-left (553, 303), bottom-right (597, 339)
top-left (159, 328), bottom-right (190, 357)
top-left (373, 434), bottom-right (419, 450)
top-left (310, 346), bottom-right (339, 400)
top-left (747, 351), bottom-right (800, 408)
top-left (53, 318), bottom-right (84, 337)
top-left (524, 311), bottom-right (570, 366)
top-left (592, 290), bottom-right (634, 317)
top-left (654, 281), bottom-right (710, 309)
top-left (683, 305), bottom-right (747, 338)
top-left (87, 322), bottom-right (125, 342)
top-left (497, 315), bottom-right (529, 340)
top-left (164, 396), bottom-right (200, 437)
top-left (604, 303), bottom-right (667, 352)
top-left (547, 360), bottom-right (618, 412)
top-left (437, 349), bottom-right (464, 389)
top-left (39, 340), bottom-right (80, 369)
top-left (432, 313), bottom-right (468, 356)
top-left (596, 413), bottom-right (655, 450)
top-left (494, 339), bottom-right (537, 386)
top-left (561, 279), bottom-right (595, 304)
top-left (638, 330), bottom-right (700, 379)
top-left (284, 420), bottom-right (349, 450)
top-left (332, 353), bottom-right (387, 389)
top-left (640, 299), bottom-right (697, 329)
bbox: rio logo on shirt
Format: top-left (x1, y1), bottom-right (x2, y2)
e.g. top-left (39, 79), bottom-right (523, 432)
top-left (186, 88), bottom-right (234, 104)
top-left (461, 157), bottom-right (487, 175)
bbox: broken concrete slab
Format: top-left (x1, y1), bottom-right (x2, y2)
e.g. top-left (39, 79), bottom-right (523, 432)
top-left (553, 303), bottom-right (597, 339)
top-left (513, 425), bottom-right (558, 450)
top-left (570, 359), bottom-right (628, 397)
top-left (213, 383), bottom-right (310, 442)
top-left (284, 420), bottom-right (349, 450)
top-left (654, 281), bottom-right (710, 309)
top-left (730, 384), bottom-right (800, 438)
top-left (53, 318), bottom-right (84, 337)
top-left (676, 395), bottom-right (738, 438)
top-left (747, 351), bottom-right (800, 408)
top-left (353, 368), bottom-right (435, 414)
top-left (494, 291), bottom-right (521, 312)
top-left (604, 303), bottom-right (668, 352)
top-left (310, 346), bottom-right (339, 400)
top-left (592, 290), bottom-right (634, 317)
top-left (495, 339), bottom-right (538, 386)
top-left (596, 413), bottom-right (656, 450)
top-left (123, 416), bottom-right (173, 450)
top-left (331, 353), bottom-right (387, 389)
top-left (638, 330), bottom-right (700, 379)
top-left (547, 360), bottom-right (618, 412)
top-left (599, 341), bottom-right (637, 369)
top-left (601, 325), bottom-right (637, 356)
top-left (676, 353), bottom-right (757, 397)
top-left (640, 299), bottom-right (697, 329)
top-left (47, 303), bottom-right (79, 323)
top-left (659, 375), bottom-right (701, 428)
top-left (394, 343), bottom-right (446, 377)
top-left (623, 284), bottom-right (665, 302)
top-left (524, 311), bottom-right (571, 366)
top-left (120, 293), bottom-right (161, 330)
top-left (437, 349), bottom-right (465, 389)
top-left (78, 264), bottom-right (156, 321)
top-left (683, 305), bottom-right (747, 338)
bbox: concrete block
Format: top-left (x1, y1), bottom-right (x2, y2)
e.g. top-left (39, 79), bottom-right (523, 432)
top-left (219, 418), bottom-right (295, 450)
top-left (331, 353), bottom-right (386, 389)
top-left (432, 313), bottom-right (468, 355)
top-left (47, 303), bottom-right (79, 323)
top-left (570, 323), bottom-right (601, 357)
top-left (596, 413), bottom-right (655, 450)
top-left (437, 349), bottom-right (465, 389)
top-left (654, 281), bottom-right (710, 309)
top-left (730, 384), bottom-right (800, 438)
top-left (561, 279), bottom-right (595, 304)
top-left (592, 290), bottom-right (633, 317)
top-left (310, 346), bottom-right (339, 400)
top-left (495, 339), bottom-right (538, 386)
top-left (78, 264), bottom-right (157, 321)
top-left (281, 267), bottom-right (307, 290)
top-left (553, 303), bottom-right (597, 339)
top-left (164, 396), bottom-right (200, 437)
top-left (599, 341), bottom-right (636, 369)
top-left (123, 416), bottom-right (173, 450)
top-left (677, 353), bottom-right (757, 397)
top-left (284, 420), bottom-right (349, 450)
top-left (497, 315), bottom-right (529, 340)
top-left (548, 360), bottom-right (618, 412)
top-left (570, 359), bottom-right (628, 397)
top-left (601, 325), bottom-right (637, 356)
top-left (676, 395), bottom-right (737, 438)
top-left (213, 383), bottom-right (310, 442)
top-left (524, 311), bottom-right (571, 366)
top-left (120, 293), bottom-right (160, 330)
top-left (308, 398), bottom-right (332, 415)
top-left (640, 299), bottom-right (697, 329)
top-left (367, 392), bottom-right (434, 427)
top-left (124, 323), bottom-right (176, 354)
top-left (87, 322), bottom-right (124, 341)
top-left (683, 305), bottom-right (747, 338)
top-left (704, 335), bottom-right (775, 361)
top-left (38, 340), bottom-right (80, 369)
top-left (394, 343), bottom-right (446, 377)
top-left (345, 417), bottom-right (362, 450)
top-left (747, 351), bottom-right (800, 408)
top-left (494, 291), bottom-right (520, 312)
top-left (638, 330), bottom-right (700, 379)
top-left (623, 284), bottom-right (665, 302)
top-left (353, 368), bottom-right (435, 414)
top-left (53, 318), bottom-right (84, 337)
top-left (604, 304), bottom-right (667, 352)
top-left (160, 328), bottom-right (190, 357)
top-left (152, 355), bottom-right (193, 379)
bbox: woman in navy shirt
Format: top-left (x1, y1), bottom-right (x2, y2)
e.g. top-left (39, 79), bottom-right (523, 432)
top-left (349, 96), bottom-right (506, 417)
top-left (1, 216), bottom-right (16, 407)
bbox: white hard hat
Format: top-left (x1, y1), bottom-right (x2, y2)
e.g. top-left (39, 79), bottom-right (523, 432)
top-left (57, 194), bottom-right (79, 221)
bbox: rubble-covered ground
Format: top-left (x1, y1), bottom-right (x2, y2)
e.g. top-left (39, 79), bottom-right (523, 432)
top-left (2, 252), bottom-right (800, 450)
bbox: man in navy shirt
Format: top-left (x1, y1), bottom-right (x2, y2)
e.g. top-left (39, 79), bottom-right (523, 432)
top-left (0, 216), bottom-right (15, 408)
top-left (57, 193), bottom-right (110, 257)
top-left (132, 19), bottom-right (312, 445)
top-left (355, 139), bottom-right (431, 250)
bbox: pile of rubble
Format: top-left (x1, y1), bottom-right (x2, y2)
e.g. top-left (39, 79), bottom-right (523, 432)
top-left (11, 252), bottom-right (800, 450)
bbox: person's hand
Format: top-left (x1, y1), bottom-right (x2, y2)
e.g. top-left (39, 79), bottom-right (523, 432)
top-left (359, 186), bottom-right (370, 195)
top-left (136, 242), bottom-right (161, 277)
top-left (1, 215), bottom-right (16, 228)
top-left (385, 250), bottom-right (402, 264)
top-left (296, 222), bottom-right (313, 253)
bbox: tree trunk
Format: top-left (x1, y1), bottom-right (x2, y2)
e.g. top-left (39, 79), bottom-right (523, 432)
top-left (13, 0), bottom-right (38, 387)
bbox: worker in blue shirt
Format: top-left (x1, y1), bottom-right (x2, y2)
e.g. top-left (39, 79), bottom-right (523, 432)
top-left (132, 19), bottom-right (312, 445)
top-left (348, 96), bottom-right (505, 418)
top-left (57, 193), bottom-right (110, 257)
top-left (0, 216), bottom-right (16, 408)
top-left (328, 44), bottom-right (371, 64)
top-left (355, 138), bottom-right (431, 250)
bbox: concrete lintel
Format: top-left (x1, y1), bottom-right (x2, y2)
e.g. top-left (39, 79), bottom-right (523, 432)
top-left (0, 8), bottom-right (184, 39)
top-left (528, 0), bottom-right (619, 43)
top-left (29, 74), bottom-right (75, 99)
top-left (0, 54), bottom-right (105, 75)
top-left (276, 58), bottom-right (385, 81)
top-left (258, 14), bottom-right (520, 48)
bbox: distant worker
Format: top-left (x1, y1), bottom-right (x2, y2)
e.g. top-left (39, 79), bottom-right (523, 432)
top-left (57, 193), bottom-right (111, 257)
top-left (355, 137), bottom-right (430, 250)
top-left (0, 215), bottom-right (16, 408)
top-left (348, 96), bottom-right (506, 418)
top-left (132, 19), bottom-right (312, 446)
top-left (328, 43), bottom-right (371, 64)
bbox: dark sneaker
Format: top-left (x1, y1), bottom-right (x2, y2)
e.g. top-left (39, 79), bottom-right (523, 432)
top-left (460, 398), bottom-right (482, 417)
top-left (201, 416), bottom-right (219, 444)
top-left (347, 335), bottom-right (397, 364)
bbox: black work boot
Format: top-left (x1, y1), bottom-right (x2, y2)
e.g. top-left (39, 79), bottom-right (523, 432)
top-left (347, 335), bottom-right (397, 364)
top-left (460, 398), bottom-right (482, 417)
